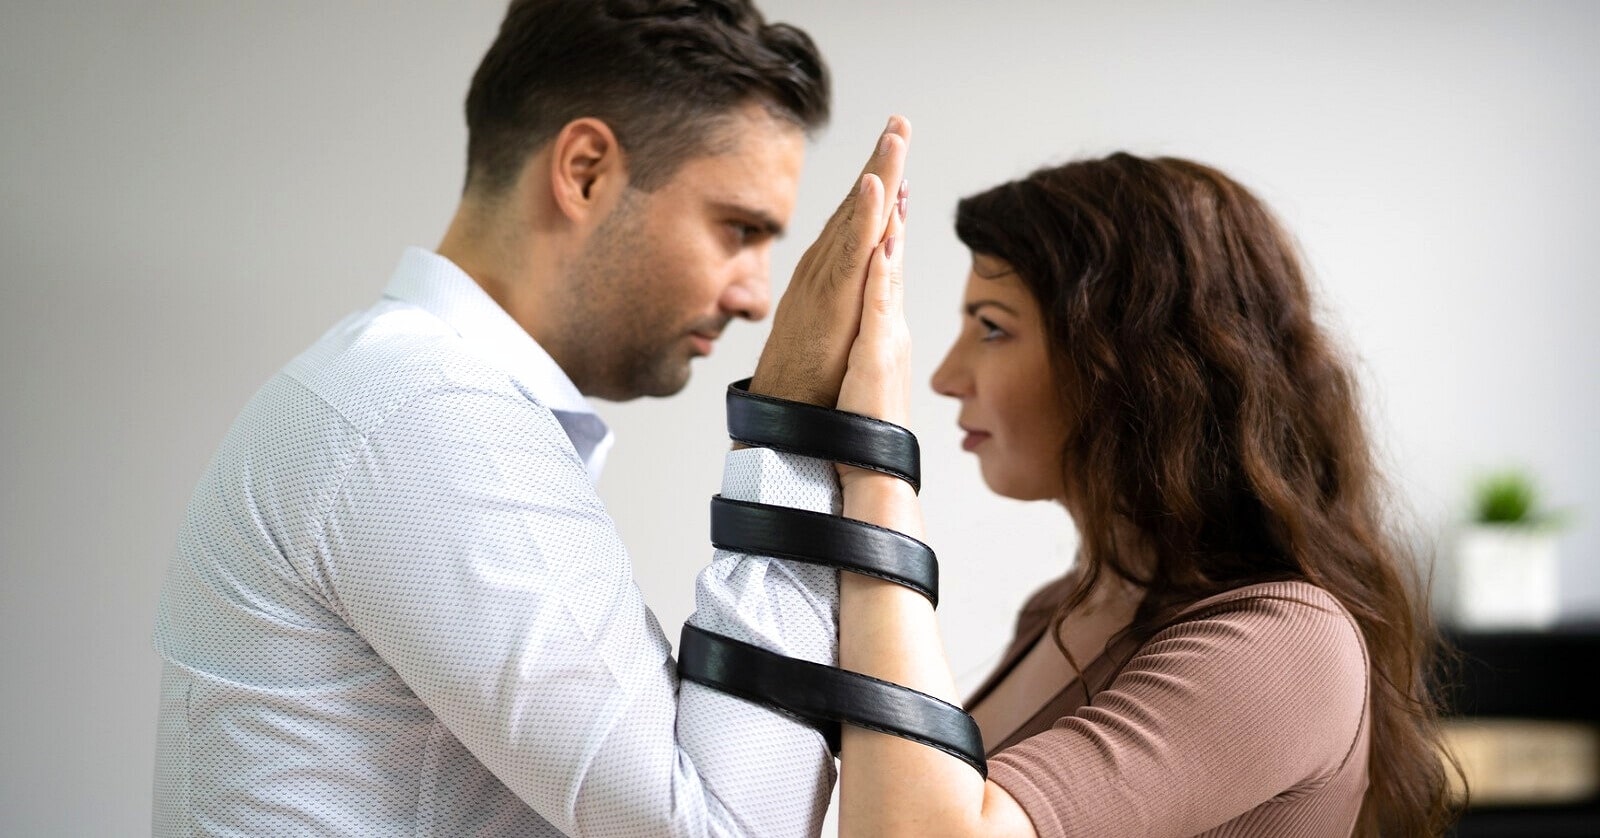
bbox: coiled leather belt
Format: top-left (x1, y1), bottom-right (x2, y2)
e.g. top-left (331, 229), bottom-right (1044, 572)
top-left (677, 378), bottom-right (987, 777)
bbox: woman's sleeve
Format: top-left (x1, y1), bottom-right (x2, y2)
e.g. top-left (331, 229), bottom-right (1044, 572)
top-left (986, 590), bottom-right (1369, 838)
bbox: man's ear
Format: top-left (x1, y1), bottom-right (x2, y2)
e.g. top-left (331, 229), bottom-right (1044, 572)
top-left (548, 118), bottom-right (628, 225)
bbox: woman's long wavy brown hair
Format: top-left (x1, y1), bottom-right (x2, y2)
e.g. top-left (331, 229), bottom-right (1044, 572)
top-left (955, 153), bottom-right (1460, 836)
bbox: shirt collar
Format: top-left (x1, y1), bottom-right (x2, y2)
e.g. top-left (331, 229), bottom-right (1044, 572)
top-left (381, 246), bottom-right (614, 481)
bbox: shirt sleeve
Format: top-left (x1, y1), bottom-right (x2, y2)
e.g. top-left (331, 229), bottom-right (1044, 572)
top-left (986, 594), bottom-right (1369, 838)
top-left (680, 447), bottom-right (842, 837)
top-left (321, 385), bottom-right (838, 837)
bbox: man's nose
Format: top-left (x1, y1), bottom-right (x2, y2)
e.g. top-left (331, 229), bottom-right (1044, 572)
top-left (721, 259), bottom-right (771, 322)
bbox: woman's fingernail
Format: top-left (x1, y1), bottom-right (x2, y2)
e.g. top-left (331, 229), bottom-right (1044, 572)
top-left (898, 196), bottom-right (908, 221)
top-left (885, 235), bottom-right (896, 258)
top-left (878, 133), bottom-right (893, 156)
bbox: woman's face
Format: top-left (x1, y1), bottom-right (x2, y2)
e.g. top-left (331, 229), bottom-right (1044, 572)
top-left (931, 254), bottom-right (1071, 502)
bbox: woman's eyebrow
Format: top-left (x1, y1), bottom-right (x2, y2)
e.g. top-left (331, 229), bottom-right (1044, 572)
top-left (964, 300), bottom-right (1019, 317)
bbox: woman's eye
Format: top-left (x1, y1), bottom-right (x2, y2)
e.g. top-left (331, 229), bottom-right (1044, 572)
top-left (978, 317), bottom-right (1007, 342)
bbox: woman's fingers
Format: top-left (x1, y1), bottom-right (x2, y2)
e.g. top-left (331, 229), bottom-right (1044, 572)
top-left (886, 182), bottom-right (907, 314)
top-left (866, 189), bottom-right (906, 323)
top-left (839, 197), bottom-right (911, 426)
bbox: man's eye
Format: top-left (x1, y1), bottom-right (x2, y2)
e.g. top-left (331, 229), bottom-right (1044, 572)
top-left (728, 223), bottom-right (761, 245)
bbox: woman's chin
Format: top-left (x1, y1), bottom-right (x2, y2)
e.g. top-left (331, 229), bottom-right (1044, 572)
top-left (978, 463), bottom-right (1061, 503)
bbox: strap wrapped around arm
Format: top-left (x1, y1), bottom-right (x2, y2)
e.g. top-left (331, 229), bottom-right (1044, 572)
top-left (710, 495), bottom-right (938, 607)
top-left (726, 377), bottom-right (921, 492)
top-left (681, 379), bottom-right (987, 779)
top-left (679, 624), bottom-right (987, 777)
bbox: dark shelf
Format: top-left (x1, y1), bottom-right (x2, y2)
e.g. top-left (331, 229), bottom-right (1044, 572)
top-left (1439, 623), bottom-right (1600, 837)
top-left (1449, 802), bottom-right (1600, 837)
top-left (1439, 622), bottom-right (1600, 721)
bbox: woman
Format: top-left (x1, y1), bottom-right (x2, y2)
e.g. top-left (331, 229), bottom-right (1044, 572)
top-left (830, 153), bottom-right (1460, 836)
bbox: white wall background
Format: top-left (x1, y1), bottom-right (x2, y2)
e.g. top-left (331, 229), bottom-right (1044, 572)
top-left (3, 1), bottom-right (1596, 834)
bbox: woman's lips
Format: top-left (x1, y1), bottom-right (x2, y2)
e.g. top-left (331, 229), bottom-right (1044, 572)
top-left (961, 430), bottom-right (991, 451)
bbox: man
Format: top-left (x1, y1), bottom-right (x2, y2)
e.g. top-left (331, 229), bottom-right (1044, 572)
top-left (152, 1), bottom-right (909, 835)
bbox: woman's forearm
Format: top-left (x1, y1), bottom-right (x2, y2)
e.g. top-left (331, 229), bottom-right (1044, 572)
top-left (837, 473), bottom-right (1037, 838)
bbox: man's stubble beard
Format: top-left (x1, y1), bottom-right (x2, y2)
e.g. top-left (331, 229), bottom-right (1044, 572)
top-left (558, 193), bottom-right (692, 402)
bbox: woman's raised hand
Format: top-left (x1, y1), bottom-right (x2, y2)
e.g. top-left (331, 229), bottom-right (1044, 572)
top-left (748, 116), bottom-right (911, 407)
top-left (835, 180), bottom-right (910, 429)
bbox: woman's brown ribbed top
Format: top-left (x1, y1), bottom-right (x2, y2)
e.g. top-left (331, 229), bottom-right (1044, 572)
top-left (970, 578), bottom-right (1371, 837)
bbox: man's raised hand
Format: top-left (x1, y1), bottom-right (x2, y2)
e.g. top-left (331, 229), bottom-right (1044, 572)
top-left (748, 115), bottom-right (911, 407)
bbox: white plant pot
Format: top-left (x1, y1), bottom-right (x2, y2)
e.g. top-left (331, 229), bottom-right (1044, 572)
top-left (1453, 525), bottom-right (1560, 630)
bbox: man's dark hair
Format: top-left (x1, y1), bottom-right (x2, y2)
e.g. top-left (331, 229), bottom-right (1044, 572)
top-left (464, 0), bottom-right (830, 195)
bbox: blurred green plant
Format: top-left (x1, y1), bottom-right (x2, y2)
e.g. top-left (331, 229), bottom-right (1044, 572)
top-left (1471, 469), bottom-right (1570, 529)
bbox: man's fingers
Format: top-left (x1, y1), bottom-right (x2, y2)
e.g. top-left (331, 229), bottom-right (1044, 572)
top-left (800, 116), bottom-right (909, 294)
top-left (858, 125), bottom-right (909, 241)
top-left (827, 172), bottom-right (887, 289)
top-left (823, 116), bottom-right (911, 241)
top-left (863, 115), bottom-right (912, 192)
top-left (869, 121), bottom-right (910, 233)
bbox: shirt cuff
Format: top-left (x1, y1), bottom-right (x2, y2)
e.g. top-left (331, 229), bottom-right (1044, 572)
top-left (720, 446), bottom-right (841, 514)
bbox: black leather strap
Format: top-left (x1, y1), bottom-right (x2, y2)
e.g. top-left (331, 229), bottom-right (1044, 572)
top-left (678, 623), bottom-right (987, 778)
top-left (710, 495), bottom-right (938, 607)
top-left (726, 377), bottom-right (921, 493)
top-left (683, 378), bottom-right (986, 778)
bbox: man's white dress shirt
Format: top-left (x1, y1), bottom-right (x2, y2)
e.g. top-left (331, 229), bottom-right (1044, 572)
top-left (153, 248), bottom-right (840, 837)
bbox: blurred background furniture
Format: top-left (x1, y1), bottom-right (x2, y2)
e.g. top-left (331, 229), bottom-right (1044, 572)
top-left (1441, 622), bottom-right (1600, 837)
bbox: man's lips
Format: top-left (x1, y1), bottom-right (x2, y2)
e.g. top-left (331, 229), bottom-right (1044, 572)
top-left (689, 332), bottom-right (720, 357)
top-left (960, 428), bottom-right (990, 451)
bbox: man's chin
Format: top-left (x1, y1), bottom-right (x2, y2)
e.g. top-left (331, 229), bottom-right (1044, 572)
top-left (594, 362), bottom-right (692, 402)
top-left (646, 364), bottom-right (694, 398)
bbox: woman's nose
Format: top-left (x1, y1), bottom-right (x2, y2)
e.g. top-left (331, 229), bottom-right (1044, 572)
top-left (930, 341), bottom-right (967, 398)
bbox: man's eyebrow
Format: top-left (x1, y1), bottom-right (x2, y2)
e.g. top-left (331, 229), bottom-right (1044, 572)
top-left (711, 202), bottom-right (785, 238)
top-left (964, 300), bottom-right (1019, 317)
